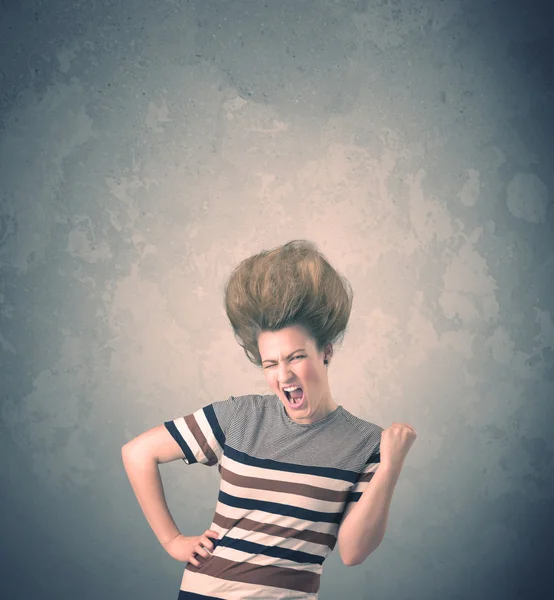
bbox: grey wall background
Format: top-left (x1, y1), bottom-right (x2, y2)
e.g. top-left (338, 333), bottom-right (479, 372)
top-left (1, 0), bottom-right (553, 598)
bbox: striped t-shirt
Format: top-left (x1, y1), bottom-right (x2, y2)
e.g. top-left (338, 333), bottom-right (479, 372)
top-left (164, 393), bottom-right (383, 600)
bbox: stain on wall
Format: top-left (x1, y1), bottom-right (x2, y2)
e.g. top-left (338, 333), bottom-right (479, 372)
top-left (1, 1), bottom-right (553, 598)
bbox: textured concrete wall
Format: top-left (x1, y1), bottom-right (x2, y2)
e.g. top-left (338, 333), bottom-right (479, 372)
top-left (1, 1), bottom-right (553, 598)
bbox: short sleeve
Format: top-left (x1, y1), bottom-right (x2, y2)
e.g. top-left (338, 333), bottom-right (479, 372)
top-left (164, 395), bottom-right (241, 467)
top-left (347, 447), bottom-right (381, 503)
top-left (344, 425), bottom-right (383, 509)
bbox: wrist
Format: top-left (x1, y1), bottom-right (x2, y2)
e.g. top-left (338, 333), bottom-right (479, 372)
top-left (161, 531), bottom-right (183, 549)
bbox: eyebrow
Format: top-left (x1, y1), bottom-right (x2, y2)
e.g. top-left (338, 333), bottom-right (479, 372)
top-left (261, 348), bottom-right (306, 365)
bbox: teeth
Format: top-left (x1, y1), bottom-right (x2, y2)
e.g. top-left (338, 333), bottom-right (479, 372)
top-left (283, 386), bottom-right (301, 392)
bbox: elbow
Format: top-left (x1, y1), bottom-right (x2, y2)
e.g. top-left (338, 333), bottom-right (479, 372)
top-left (121, 441), bottom-right (139, 462)
top-left (341, 551), bottom-right (360, 567)
top-left (339, 540), bottom-right (360, 567)
top-left (121, 442), bottom-right (132, 457)
top-left (121, 444), bottom-right (131, 465)
top-left (344, 559), bottom-right (355, 567)
top-left (122, 437), bottom-right (141, 456)
top-left (344, 551), bottom-right (367, 567)
top-left (121, 440), bottom-right (158, 466)
top-left (346, 543), bottom-right (382, 567)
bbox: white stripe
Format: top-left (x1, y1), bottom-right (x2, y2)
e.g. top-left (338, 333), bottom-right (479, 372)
top-left (180, 570), bottom-right (318, 600)
top-left (195, 406), bottom-right (225, 459)
top-left (212, 502), bottom-right (339, 536)
top-left (213, 545), bottom-right (323, 573)
top-left (219, 478), bottom-right (345, 514)
top-left (172, 416), bottom-right (207, 464)
top-left (350, 462), bottom-right (380, 493)
top-left (172, 407), bottom-right (224, 464)
top-left (221, 453), bottom-right (352, 491)
top-left (223, 525), bottom-right (331, 556)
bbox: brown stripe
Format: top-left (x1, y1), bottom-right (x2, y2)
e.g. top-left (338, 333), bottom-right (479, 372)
top-left (184, 413), bottom-right (218, 466)
top-left (186, 555), bottom-right (320, 594)
top-left (357, 471), bottom-right (376, 483)
top-left (212, 512), bottom-right (337, 550)
top-left (220, 464), bottom-right (350, 503)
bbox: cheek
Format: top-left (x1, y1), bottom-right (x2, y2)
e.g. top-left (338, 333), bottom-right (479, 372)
top-left (300, 364), bottom-right (318, 383)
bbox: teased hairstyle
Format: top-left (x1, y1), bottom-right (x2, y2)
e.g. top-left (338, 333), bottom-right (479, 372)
top-left (223, 240), bottom-right (354, 368)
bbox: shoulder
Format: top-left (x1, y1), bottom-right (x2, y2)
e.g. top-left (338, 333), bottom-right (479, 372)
top-left (339, 406), bottom-right (383, 435)
top-left (213, 392), bottom-right (272, 413)
top-left (338, 407), bottom-right (384, 452)
top-left (222, 393), bottom-right (284, 426)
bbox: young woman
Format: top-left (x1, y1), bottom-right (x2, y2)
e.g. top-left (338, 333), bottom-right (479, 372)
top-left (122, 240), bottom-right (417, 599)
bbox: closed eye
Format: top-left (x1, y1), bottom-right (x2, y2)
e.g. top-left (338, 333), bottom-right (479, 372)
top-left (263, 355), bottom-right (305, 369)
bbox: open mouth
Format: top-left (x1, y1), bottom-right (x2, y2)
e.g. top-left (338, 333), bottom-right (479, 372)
top-left (284, 388), bottom-right (305, 408)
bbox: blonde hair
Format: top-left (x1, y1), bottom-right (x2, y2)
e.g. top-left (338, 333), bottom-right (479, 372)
top-left (223, 240), bottom-right (354, 368)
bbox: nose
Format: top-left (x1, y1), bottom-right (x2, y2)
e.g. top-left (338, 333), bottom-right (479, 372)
top-left (276, 361), bottom-right (295, 383)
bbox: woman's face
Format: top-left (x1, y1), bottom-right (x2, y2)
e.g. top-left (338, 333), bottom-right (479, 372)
top-left (258, 325), bottom-right (336, 425)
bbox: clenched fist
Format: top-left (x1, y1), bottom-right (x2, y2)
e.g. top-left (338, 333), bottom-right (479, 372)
top-left (379, 422), bottom-right (417, 472)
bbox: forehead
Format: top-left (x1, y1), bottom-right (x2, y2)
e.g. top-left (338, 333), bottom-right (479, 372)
top-left (258, 325), bottom-right (312, 356)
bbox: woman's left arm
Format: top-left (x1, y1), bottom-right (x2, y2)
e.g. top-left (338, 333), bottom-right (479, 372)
top-left (338, 422), bottom-right (417, 566)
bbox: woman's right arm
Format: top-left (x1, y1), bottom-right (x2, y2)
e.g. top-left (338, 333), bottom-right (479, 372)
top-left (121, 424), bottom-right (185, 549)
